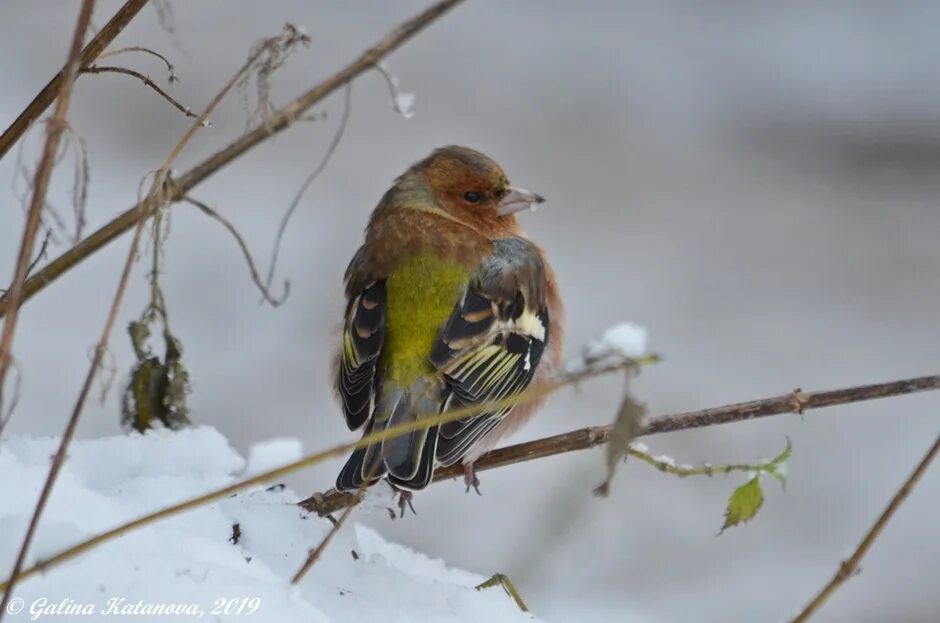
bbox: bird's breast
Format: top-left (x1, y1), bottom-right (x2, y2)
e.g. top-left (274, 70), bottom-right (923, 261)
top-left (382, 253), bottom-right (469, 385)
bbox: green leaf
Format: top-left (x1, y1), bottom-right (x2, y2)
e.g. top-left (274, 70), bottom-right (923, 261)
top-left (720, 476), bottom-right (764, 534)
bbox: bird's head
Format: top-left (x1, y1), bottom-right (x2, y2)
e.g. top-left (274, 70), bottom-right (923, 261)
top-left (413, 145), bottom-right (544, 235)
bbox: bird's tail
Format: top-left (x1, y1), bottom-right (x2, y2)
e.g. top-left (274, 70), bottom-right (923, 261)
top-left (335, 378), bottom-right (443, 492)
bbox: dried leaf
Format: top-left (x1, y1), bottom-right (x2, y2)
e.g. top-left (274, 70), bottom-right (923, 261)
top-left (594, 391), bottom-right (646, 497)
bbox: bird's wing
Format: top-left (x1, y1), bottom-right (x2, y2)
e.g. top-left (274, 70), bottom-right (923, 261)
top-left (338, 257), bottom-right (386, 431)
top-left (430, 237), bottom-right (551, 466)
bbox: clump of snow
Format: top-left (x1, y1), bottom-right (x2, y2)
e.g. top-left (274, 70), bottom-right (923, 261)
top-left (0, 427), bottom-right (540, 622)
top-left (566, 322), bottom-right (649, 375)
top-left (584, 323), bottom-right (648, 361)
top-left (376, 61), bottom-right (417, 119)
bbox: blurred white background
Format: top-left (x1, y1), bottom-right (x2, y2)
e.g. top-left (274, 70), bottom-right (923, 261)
top-left (1, 1), bottom-right (938, 621)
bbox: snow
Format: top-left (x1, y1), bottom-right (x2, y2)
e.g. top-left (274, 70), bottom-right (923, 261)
top-left (376, 61), bottom-right (417, 119)
top-left (0, 428), bottom-right (541, 622)
top-left (566, 322), bottom-right (649, 375)
top-left (584, 323), bottom-right (648, 361)
top-left (245, 437), bottom-right (303, 474)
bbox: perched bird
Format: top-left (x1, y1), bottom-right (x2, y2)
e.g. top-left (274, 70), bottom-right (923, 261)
top-left (334, 146), bottom-right (563, 496)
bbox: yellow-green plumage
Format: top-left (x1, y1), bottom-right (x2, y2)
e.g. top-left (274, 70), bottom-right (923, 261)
top-left (382, 253), bottom-right (469, 385)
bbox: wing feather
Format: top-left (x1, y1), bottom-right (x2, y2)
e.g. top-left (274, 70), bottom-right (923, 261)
top-left (431, 238), bottom-right (551, 467)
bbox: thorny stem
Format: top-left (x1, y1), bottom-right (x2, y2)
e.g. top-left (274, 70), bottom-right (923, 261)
top-left (0, 0), bottom-right (467, 320)
top-left (0, 1), bottom-right (97, 618)
top-left (790, 431), bottom-right (940, 623)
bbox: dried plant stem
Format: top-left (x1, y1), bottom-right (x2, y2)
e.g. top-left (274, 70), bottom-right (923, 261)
top-left (0, 0), bottom-right (149, 160)
top-left (0, 26), bottom-right (267, 612)
top-left (299, 374), bottom-right (940, 516)
top-left (0, 1), bottom-right (96, 617)
top-left (79, 65), bottom-right (198, 118)
top-left (790, 431), bottom-right (940, 623)
top-left (0, 1), bottom-right (95, 412)
top-left (0, 355), bottom-right (640, 593)
top-left (183, 196), bottom-right (288, 305)
top-left (0, 0), bottom-right (466, 320)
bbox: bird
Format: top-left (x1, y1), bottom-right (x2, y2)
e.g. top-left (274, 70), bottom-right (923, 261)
top-left (333, 145), bottom-right (564, 500)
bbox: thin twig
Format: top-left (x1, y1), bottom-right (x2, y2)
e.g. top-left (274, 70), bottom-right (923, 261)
top-left (265, 83), bottom-right (352, 292)
top-left (0, 354), bottom-right (645, 592)
top-left (290, 434), bottom-right (383, 584)
top-left (0, 24), bottom-right (267, 613)
top-left (299, 375), bottom-right (940, 515)
top-left (0, 1), bottom-right (97, 617)
top-left (80, 65), bottom-right (198, 118)
top-left (98, 46), bottom-right (178, 82)
top-left (0, 0), bottom-right (149, 160)
top-left (183, 196), bottom-right (288, 306)
top-left (790, 431), bottom-right (940, 623)
top-left (0, 0), bottom-right (466, 320)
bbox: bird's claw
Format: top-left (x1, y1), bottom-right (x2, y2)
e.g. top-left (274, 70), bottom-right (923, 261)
top-left (397, 490), bottom-right (416, 517)
top-left (463, 464), bottom-right (482, 496)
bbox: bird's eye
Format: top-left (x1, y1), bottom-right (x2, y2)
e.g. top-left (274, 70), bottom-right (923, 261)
top-left (463, 191), bottom-right (482, 203)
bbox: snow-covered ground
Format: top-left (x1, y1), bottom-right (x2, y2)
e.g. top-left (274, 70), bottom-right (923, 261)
top-left (0, 428), bottom-right (539, 622)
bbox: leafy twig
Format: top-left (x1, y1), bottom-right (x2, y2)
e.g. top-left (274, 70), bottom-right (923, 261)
top-left (790, 431), bottom-right (940, 623)
top-left (299, 375), bottom-right (940, 516)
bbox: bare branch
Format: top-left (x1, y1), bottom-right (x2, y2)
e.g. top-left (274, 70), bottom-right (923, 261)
top-left (265, 83), bottom-right (352, 293)
top-left (0, 1), bottom-right (97, 617)
top-left (80, 65), bottom-right (198, 118)
top-left (0, 21), bottom-right (274, 612)
top-left (98, 46), bottom-right (179, 82)
top-left (183, 195), bottom-right (288, 306)
top-left (299, 374), bottom-right (940, 516)
top-left (0, 353), bottom-right (644, 592)
top-left (790, 431), bottom-right (940, 623)
top-left (0, 0), bottom-right (149, 161)
top-left (0, 0), bottom-right (467, 320)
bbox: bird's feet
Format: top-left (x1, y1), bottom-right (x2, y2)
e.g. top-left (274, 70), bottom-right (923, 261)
top-left (463, 463), bottom-right (482, 495)
top-left (386, 483), bottom-right (417, 518)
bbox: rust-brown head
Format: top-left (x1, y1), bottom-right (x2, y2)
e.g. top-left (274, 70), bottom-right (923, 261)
top-left (407, 145), bottom-right (544, 236)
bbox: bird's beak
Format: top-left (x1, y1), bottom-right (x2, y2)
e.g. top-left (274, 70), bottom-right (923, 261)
top-left (496, 187), bottom-right (545, 216)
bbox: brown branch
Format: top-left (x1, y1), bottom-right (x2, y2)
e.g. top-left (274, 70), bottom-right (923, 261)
top-left (79, 65), bottom-right (198, 118)
top-left (0, 21), bottom-right (264, 614)
top-left (791, 431), bottom-right (940, 622)
top-left (0, 0), bottom-right (149, 161)
top-left (0, 0), bottom-right (95, 413)
top-left (299, 374), bottom-right (940, 516)
top-left (0, 1), bottom-right (97, 618)
top-left (0, 0), bottom-right (466, 320)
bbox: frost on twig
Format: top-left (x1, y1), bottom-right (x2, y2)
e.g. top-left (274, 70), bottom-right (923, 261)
top-left (375, 61), bottom-right (416, 119)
